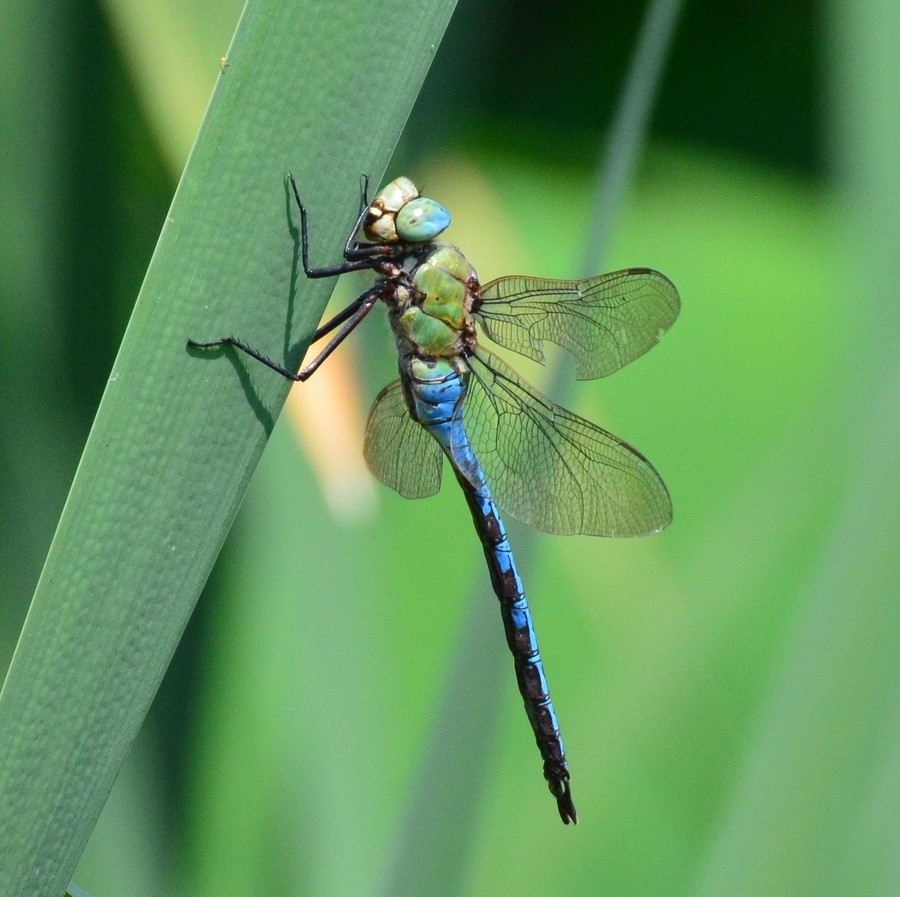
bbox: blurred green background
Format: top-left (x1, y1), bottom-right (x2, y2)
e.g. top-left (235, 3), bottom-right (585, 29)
top-left (2, 0), bottom-right (898, 895)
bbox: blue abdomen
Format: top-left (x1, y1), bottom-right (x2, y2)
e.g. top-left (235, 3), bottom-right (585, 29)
top-left (399, 352), bottom-right (576, 822)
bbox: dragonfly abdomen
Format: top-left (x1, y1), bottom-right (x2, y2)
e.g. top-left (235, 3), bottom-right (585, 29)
top-left (454, 470), bottom-right (576, 824)
top-left (401, 354), bottom-right (577, 824)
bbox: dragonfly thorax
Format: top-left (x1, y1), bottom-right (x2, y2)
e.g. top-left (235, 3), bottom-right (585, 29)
top-left (387, 244), bottom-right (480, 360)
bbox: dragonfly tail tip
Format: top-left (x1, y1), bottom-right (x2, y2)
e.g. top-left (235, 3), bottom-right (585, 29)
top-left (547, 768), bottom-right (577, 824)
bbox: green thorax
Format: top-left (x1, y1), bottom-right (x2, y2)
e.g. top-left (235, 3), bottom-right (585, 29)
top-left (393, 244), bottom-right (480, 358)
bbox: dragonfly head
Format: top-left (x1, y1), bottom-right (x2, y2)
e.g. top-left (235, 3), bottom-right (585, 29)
top-left (364, 176), bottom-right (451, 244)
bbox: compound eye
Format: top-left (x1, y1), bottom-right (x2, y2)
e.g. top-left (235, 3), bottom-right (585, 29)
top-left (396, 197), bottom-right (451, 242)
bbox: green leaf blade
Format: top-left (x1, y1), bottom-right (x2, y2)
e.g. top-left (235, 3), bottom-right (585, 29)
top-left (0, 1), bottom-right (456, 894)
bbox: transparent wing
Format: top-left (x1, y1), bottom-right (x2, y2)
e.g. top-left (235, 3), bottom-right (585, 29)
top-left (364, 379), bottom-right (443, 499)
top-left (475, 267), bottom-right (679, 380)
top-left (458, 348), bottom-right (672, 536)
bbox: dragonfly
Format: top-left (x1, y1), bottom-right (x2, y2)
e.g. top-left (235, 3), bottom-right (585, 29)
top-left (188, 174), bottom-right (679, 824)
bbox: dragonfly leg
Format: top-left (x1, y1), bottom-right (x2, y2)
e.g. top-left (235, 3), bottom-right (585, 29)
top-left (297, 285), bottom-right (380, 379)
top-left (311, 295), bottom-right (365, 342)
top-left (188, 295), bottom-right (363, 374)
top-left (286, 173), bottom-right (391, 277)
top-left (187, 284), bottom-right (381, 383)
top-left (186, 336), bottom-right (303, 381)
top-left (357, 173), bottom-right (371, 216)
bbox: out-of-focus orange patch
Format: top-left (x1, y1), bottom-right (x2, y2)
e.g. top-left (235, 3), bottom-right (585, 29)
top-left (284, 338), bottom-right (376, 523)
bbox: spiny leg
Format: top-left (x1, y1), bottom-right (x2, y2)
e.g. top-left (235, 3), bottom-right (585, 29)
top-left (187, 285), bottom-right (381, 383)
top-left (186, 336), bottom-right (302, 380)
top-left (357, 173), bottom-right (371, 216)
top-left (286, 173), bottom-right (390, 276)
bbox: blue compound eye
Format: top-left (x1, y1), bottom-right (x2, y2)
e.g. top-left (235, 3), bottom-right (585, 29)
top-left (396, 197), bottom-right (451, 242)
